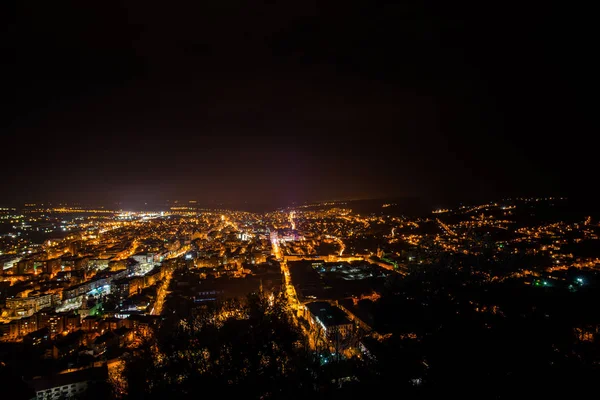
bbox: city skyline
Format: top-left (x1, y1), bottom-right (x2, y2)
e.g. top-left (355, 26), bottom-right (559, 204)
top-left (2, 195), bottom-right (599, 398)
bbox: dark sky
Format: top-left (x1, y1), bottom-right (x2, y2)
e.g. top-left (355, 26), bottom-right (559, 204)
top-left (3, 1), bottom-right (594, 210)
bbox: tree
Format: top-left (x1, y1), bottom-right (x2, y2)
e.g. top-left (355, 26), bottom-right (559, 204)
top-left (121, 290), bottom-right (324, 399)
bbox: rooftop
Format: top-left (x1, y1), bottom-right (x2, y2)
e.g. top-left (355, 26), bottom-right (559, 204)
top-left (305, 301), bottom-right (351, 327)
top-left (28, 365), bottom-right (108, 392)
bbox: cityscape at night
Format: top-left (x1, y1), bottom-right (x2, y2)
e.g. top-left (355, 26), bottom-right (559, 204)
top-left (4, 1), bottom-right (594, 399)
top-left (1, 197), bottom-right (599, 398)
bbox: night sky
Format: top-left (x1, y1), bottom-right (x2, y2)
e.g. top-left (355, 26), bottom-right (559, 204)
top-left (4, 1), bottom-right (593, 210)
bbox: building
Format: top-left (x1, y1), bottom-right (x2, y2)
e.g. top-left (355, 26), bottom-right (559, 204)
top-left (81, 316), bottom-right (100, 332)
top-left (64, 313), bottom-right (81, 333)
top-left (18, 314), bottom-right (39, 337)
top-left (24, 327), bottom-right (51, 347)
top-left (122, 314), bottom-right (161, 335)
top-left (28, 365), bottom-right (108, 399)
top-left (0, 320), bottom-right (20, 340)
top-left (132, 252), bottom-right (156, 265)
top-left (88, 258), bottom-right (110, 271)
top-left (99, 317), bottom-right (122, 332)
top-left (37, 312), bottom-right (65, 338)
top-left (5, 293), bottom-right (55, 317)
top-left (113, 277), bottom-right (143, 301)
top-left (0, 255), bottom-right (21, 271)
top-left (51, 331), bottom-right (84, 359)
top-left (112, 278), bottom-right (132, 301)
top-left (304, 301), bottom-right (354, 342)
top-left (91, 326), bottom-right (132, 355)
top-left (144, 266), bottom-right (164, 287)
top-left (16, 259), bottom-right (34, 274)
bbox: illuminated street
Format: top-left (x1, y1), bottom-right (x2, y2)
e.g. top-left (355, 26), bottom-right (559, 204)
top-left (151, 268), bottom-right (173, 316)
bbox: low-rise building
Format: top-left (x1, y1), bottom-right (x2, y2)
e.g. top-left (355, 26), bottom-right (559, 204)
top-left (304, 301), bottom-right (354, 342)
top-left (5, 293), bottom-right (55, 315)
top-left (28, 365), bottom-right (108, 399)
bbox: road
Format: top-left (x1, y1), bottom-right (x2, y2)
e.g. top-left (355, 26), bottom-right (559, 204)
top-left (271, 234), bottom-right (283, 260)
top-left (272, 234), bottom-right (307, 335)
top-left (324, 234), bottom-right (345, 256)
top-left (149, 244), bottom-right (188, 315)
top-left (271, 233), bottom-right (299, 309)
top-left (280, 259), bottom-right (300, 311)
top-left (271, 235), bottom-right (298, 307)
top-left (166, 244), bottom-right (191, 260)
top-left (151, 269), bottom-right (173, 315)
top-left (278, 257), bottom-right (318, 349)
top-left (436, 218), bottom-right (457, 236)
